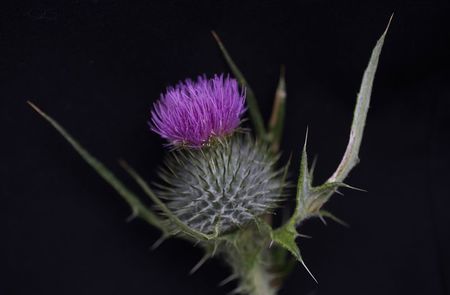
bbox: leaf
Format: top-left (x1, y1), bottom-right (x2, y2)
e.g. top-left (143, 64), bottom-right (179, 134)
top-left (272, 222), bottom-right (317, 283)
top-left (27, 101), bottom-right (168, 234)
top-left (305, 182), bottom-right (344, 214)
top-left (270, 131), bottom-right (316, 282)
top-left (211, 31), bottom-right (267, 140)
top-left (291, 130), bottom-right (311, 222)
top-left (268, 65), bottom-right (287, 153)
top-left (328, 15), bottom-right (392, 183)
top-left (119, 160), bottom-right (215, 242)
top-left (271, 18), bottom-right (391, 280)
top-left (272, 224), bottom-right (299, 258)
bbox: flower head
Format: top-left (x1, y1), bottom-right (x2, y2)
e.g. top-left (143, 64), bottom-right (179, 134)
top-left (150, 74), bottom-right (246, 148)
top-left (157, 135), bottom-right (285, 234)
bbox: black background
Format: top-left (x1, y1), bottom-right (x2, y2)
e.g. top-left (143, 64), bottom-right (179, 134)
top-left (2, 1), bottom-right (450, 295)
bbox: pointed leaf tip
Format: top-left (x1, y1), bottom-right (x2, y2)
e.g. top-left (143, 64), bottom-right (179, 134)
top-left (119, 160), bottom-right (213, 241)
top-left (303, 127), bottom-right (309, 151)
top-left (299, 256), bottom-right (318, 284)
top-left (211, 31), bottom-right (267, 139)
top-left (268, 65), bottom-right (287, 153)
top-left (272, 224), bottom-right (317, 283)
top-left (290, 128), bottom-right (311, 222)
top-left (328, 17), bottom-right (391, 184)
top-left (28, 101), bottom-right (168, 234)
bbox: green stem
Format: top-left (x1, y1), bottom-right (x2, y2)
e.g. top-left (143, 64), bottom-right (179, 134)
top-left (225, 250), bottom-right (277, 295)
top-left (245, 261), bottom-right (277, 295)
top-left (221, 223), bottom-right (278, 295)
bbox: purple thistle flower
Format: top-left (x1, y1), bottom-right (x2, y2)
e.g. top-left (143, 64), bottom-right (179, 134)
top-left (150, 74), bottom-right (246, 148)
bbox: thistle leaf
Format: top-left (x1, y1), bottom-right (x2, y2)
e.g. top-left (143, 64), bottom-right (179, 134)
top-left (291, 130), bottom-right (311, 222)
top-left (211, 31), bottom-right (267, 140)
top-left (272, 19), bottom-right (391, 282)
top-left (272, 224), bottom-right (299, 259)
top-left (119, 160), bottom-right (215, 241)
top-left (27, 102), bottom-right (168, 234)
top-left (291, 16), bottom-right (391, 223)
top-left (268, 65), bottom-right (287, 153)
top-left (305, 182), bottom-right (344, 214)
top-left (328, 15), bottom-right (392, 183)
top-left (272, 223), bottom-right (317, 283)
top-left (272, 131), bottom-right (316, 280)
top-left (288, 131), bottom-right (336, 222)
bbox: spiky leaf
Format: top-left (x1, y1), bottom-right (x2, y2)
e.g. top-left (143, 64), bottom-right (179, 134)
top-left (268, 66), bottom-right (287, 153)
top-left (272, 18), bottom-right (391, 283)
top-left (119, 161), bottom-right (214, 241)
top-left (272, 222), bottom-right (317, 283)
top-left (328, 16), bottom-right (392, 183)
top-left (291, 16), bottom-right (391, 224)
top-left (27, 101), bottom-right (168, 234)
top-left (212, 31), bottom-right (267, 140)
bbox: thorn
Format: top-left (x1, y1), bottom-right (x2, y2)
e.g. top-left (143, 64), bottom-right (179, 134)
top-left (299, 257), bottom-right (318, 284)
top-left (330, 182), bottom-right (367, 192)
top-left (150, 235), bottom-right (167, 250)
top-left (211, 30), bottom-right (220, 43)
top-left (340, 183), bottom-right (367, 192)
top-left (320, 210), bottom-right (349, 228)
top-left (212, 241), bottom-right (219, 257)
top-left (335, 219), bottom-right (350, 228)
top-left (269, 240), bottom-right (274, 248)
top-left (298, 233), bottom-right (312, 239)
top-left (27, 101), bottom-right (40, 112)
top-left (385, 13), bottom-right (394, 36)
top-left (218, 274), bottom-right (238, 286)
top-left (335, 189), bottom-right (344, 196)
top-left (228, 286), bottom-right (243, 295)
top-left (303, 127), bottom-right (309, 150)
top-left (126, 209), bottom-right (138, 223)
top-left (190, 254), bottom-right (210, 275)
top-left (318, 214), bottom-right (327, 226)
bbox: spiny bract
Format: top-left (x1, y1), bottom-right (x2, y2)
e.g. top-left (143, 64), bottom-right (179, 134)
top-left (156, 135), bottom-right (285, 235)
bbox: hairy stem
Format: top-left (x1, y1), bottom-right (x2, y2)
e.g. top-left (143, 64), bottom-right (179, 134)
top-left (226, 250), bottom-right (277, 295)
top-left (220, 223), bottom-right (278, 295)
top-left (236, 262), bottom-right (276, 295)
top-left (248, 262), bottom-right (277, 295)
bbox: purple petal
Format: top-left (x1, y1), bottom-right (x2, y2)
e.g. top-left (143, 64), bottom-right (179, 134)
top-left (150, 74), bottom-right (246, 148)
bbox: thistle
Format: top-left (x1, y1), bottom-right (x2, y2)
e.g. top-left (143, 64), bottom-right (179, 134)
top-left (158, 134), bottom-right (284, 234)
top-left (28, 16), bottom-right (392, 295)
top-left (150, 74), bottom-right (246, 148)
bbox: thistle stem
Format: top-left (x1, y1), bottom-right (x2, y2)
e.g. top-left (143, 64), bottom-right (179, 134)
top-left (221, 225), bottom-right (278, 295)
top-left (244, 262), bottom-right (277, 295)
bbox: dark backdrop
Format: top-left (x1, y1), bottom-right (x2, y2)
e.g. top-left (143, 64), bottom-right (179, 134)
top-left (2, 1), bottom-right (449, 295)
